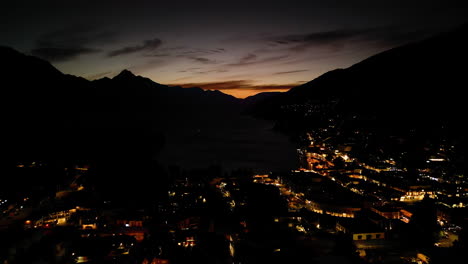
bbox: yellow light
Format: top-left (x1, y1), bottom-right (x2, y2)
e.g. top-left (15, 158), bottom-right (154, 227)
top-left (229, 243), bottom-right (235, 257)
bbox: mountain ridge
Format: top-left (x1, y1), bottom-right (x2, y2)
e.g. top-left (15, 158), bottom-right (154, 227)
top-left (251, 22), bottom-right (468, 132)
top-left (0, 46), bottom-right (238, 102)
top-left (0, 47), bottom-right (241, 163)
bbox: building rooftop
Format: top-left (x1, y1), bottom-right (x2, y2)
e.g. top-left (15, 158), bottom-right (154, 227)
top-left (337, 218), bottom-right (383, 234)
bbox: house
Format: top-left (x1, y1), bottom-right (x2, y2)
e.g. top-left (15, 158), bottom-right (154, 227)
top-left (102, 209), bottom-right (149, 242)
top-left (371, 206), bottom-right (401, 219)
top-left (336, 219), bottom-right (385, 241)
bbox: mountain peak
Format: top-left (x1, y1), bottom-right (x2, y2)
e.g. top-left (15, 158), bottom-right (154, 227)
top-left (113, 69), bottom-right (136, 80)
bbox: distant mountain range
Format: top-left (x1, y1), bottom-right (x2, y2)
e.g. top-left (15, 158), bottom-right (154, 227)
top-left (0, 47), bottom-right (279, 136)
top-left (0, 46), bottom-right (238, 115)
top-left (0, 46), bottom-right (247, 198)
top-left (1, 23), bottom-right (466, 172)
top-left (246, 24), bottom-right (466, 172)
top-left (0, 46), bottom-right (246, 191)
top-left (251, 23), bottom-right (468, 134)
top-left (0, 46), bottom-right (298, 196)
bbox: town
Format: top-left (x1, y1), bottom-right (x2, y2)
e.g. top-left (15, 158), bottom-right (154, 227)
top-left (1, 118), bottom-right (465, 264)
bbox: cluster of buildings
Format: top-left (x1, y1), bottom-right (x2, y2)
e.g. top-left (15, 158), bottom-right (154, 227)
top-left (258, 122), bottom-right (465, 262)
top-left (0, 117), bottom-right (465, 264)
top-left (0, 163), bottom-right (226, 264)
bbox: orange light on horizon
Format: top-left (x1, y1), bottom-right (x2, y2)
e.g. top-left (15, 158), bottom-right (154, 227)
top-left (222, 88), bottom-right (289, 99)
top-left (167, 81), bottom-right (293, 98)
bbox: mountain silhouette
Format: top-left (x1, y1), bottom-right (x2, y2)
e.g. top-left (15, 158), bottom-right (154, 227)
top-left (252, 23), bottom-right (468, 132)
top-left (0, 46), bottom-right (240, 130)
top-left (0, 47), bottom-right (244, 196)
top-left (0, 47), bottom-right (297, 197)
top-left (248, 24), bottom-right (466, 171)
top-left (113, 69), bottom-right (136, 80)
top-left (242, 92), bottom-right (282, 107)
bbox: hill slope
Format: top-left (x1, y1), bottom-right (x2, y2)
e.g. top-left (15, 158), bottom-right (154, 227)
top-left (253, 23), bottom-right (468, 131)
top-left (0, 46), bottom-right (244, 198)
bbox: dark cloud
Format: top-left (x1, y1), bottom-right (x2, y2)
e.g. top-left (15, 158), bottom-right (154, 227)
top-left (273, 69), bottom-right (309, 75)
top-left (178, 67), bottom-right (201, 73)
top-left (145, 47), bottom-right (226, 63)
top-left (189, 57), bottom-right (219, 64)
top-left (249, 83), bottom-right (300, 91)
top-left (227, 54), bottom-right (289, 67)
top-left (31, 26), bottom-right (115, 62)
top-left (107, 38), bottom-right (162, 57)
top-left (31, 47), bottom-right (99, 62)
top-left (239, 53), bottom-right (257, 64)
top-left (163, 46), bottom-right (188, 51)
top-left (269, 26), bottom-right (435, 52)
top-left (178, 48), bottom-right (227, 56)
top-left (273, 29), bottom-right (361, 45)
top-left (178, 67), bottom-right (228, 75)
top-left (144, 46), bottom-right (187, 57)
top-left (270, 28), bottom-right (375, 52)
top-left (148, 53), bottom-right (172, 57)
top-left (146, 49), bottom-right (221, 59)
top-left (170, 80), bottom-right (249, 90)
top-left (36, 26), bottom-right (116, 47)
top-left (170, 80), bottom-right (300, 91)
top-left (196, 69), bottom-right (229, 74)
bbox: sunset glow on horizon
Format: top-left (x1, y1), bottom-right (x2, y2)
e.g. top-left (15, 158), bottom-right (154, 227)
top-left (2, 0), bottom-right (467, 97)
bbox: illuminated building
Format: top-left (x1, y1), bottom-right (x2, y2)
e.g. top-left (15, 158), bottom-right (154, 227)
top-left (336, 219), bottom-right (385, 242)
top-left (371, 206), bottom-right (401, 220)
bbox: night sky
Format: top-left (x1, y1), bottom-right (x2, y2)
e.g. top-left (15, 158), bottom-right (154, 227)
top-left (2, 0), bottom-right (467, 98)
